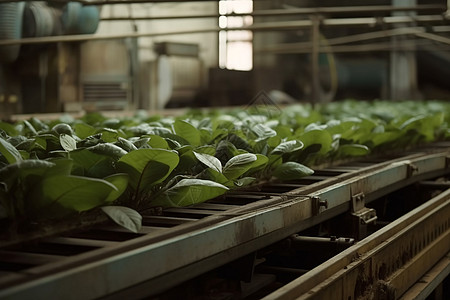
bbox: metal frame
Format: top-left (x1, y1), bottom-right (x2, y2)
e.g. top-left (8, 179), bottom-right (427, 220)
top-left (1, 147), bottom-right (449, 299)
top-left (99, 4), bottom-right (445, 21)
top-left (263, 187), bottom-right (450, 299)
top-left (0, 14), bottom-right (448, 47)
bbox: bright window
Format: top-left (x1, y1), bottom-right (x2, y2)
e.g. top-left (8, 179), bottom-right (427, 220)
top-left (219, 0), bottom-right (253, 71)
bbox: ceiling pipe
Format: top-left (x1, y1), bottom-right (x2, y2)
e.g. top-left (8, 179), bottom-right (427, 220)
top-left (99, 4), bottom-right (446, 21)
top-left (0, 16), bottom-right (448, 47)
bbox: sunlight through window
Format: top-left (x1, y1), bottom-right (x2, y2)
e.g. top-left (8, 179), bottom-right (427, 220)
top-left (219, 0), bottom-right (253, 71)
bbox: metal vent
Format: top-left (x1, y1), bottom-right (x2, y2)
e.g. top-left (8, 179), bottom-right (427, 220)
top-left (83, 82), bottom-right (128, 102)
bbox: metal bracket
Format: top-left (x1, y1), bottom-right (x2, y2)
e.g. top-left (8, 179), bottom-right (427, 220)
top-left (351, 192), bottom-right (366, 213)
top-left (353, 207), bottom-right (377, 225)
top-left (350, 192), bottom-right (377, 239)
top-left (311, 195), bottom-right (328, 216)
top-left (445, 155), bottom-right (450, 169)
top-left (351, 192), bottom-right (377, 224)
top-left (407, 163), bottom-right (418, 178)
top-left (391, 160), bottom-right (418, 178)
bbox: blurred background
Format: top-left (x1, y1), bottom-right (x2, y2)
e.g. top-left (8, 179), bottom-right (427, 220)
top-left (0, 0), bottom-right (449, 118)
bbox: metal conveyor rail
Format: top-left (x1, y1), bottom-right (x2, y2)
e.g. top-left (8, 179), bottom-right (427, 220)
top-left (0, 144), bottom-right (449, 299)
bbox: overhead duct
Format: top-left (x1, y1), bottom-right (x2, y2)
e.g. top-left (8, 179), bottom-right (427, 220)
top-left (0, 2), bottom-right (25, 63)
top-left (0, 1), bottom-right (99, 63)
top-left (62, 2), bottom-right (100, 35)
top-left (22, 2), bottom-right (58, 38)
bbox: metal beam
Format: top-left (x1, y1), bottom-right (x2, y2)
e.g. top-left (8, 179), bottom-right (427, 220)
top-left (257, 27), bottom-right (428, 53)
top-left (100, 5), bottom-right (446, 21)
top-left (0, 0), bottom-right (215, 4)
top-left (0, 16), bottom-right (447, 46)
top-left (256, 40), bottom-right (450, 54)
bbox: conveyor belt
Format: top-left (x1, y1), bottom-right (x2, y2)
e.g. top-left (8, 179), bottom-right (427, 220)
top-left (0, 143), bottom-right (449, 299)
top-left (263, 187), bottom-right (450, 299)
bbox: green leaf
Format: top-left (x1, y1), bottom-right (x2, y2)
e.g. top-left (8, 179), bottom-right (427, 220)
top-left (48, 150), bottom-right (69, 158)
top-left (7, 135), bottom-right (28, 147)
top-left (267, 135), bottom-right (282, 148)
top-left (73, 123), bottom-right (96, 139)
top-left (275, 125), bottom-right (293, 139)
top-left (51, 123), bottom-right (73, 136)
top-left (173, 120), bottom-right (201, 146)
top-left (18, 150), bottom-right (30, 160)
top-left (194, 152), bottom-right (222, 173)
top-left (101, 206), bottom-right (142, 233)
top-left (199, 168), bottom-right (233, 187)
top-left (194, 145), bottom-right (216, 155)
top-left (228, 134), bottom-right (252, 152)
top-left (372, 131), bottom-right (401, 147)
top-left (104, 173), bottom-right (129, 203)
top-left (273, 162), bottom-right (314, 180)
top-left (215, 140), bottom-right (236, 165)
top-left (131, 137), bottom-right (150, 149)
top-left (132, 160), bottom-right (170, 192)
top-left (213, 115), bottom-right (238, 130)
top-left (81, 112), bottom-right (106, 125)
top-left (147, 135), bottom-right (169, 149)
top-left (88, 143), bottom-right (127, 159)
top-left (119, 148), bottom-right (178, 174)
top-left (254, 140), bottom-right (269, 155)
top-left (400, 115), bottom-right (426, 130)
top-left (211, 128), bottom-right (228, 142)
top-left (223, 153), bottom-right (257, 180)
top-left (102, 118), bottom-right (122, 129)
top-left (165, 137), bottom-right (182, 149)
top-left (152, 179), bottom-right (228, 207)
top-left (23, 120), bottom-right (38, 136)
top-left (149, 126), bottom-right (172, 136)
top-left (199, 128), bottom-right (212, 144)
top-left (15, 138), bottom-right (35, 151)
top-left (246, 154), bottom-right (269, 174)
top-left (235, 177), bottom-right (256, 187)
top-left (0, 159), bottom-right (55, 189)
top-left (45, 158), bottom-right (73, 177)
top-left (76, 133), bottom-right (102, 148)
top-left (0, 138), bottom-right (23, 164)
top-left (337, 144), bottom-right (370, 157)
top-left (252, 124), bottom-right (277, 141)
top-left (38, 175), bottom-right (117, 211)
top-left (70, 149), bottom-right (115, 178)
top-left (298, 129), bottom-right (333, 155)
top-left (60, 134), bottom-right (77, 151)
top-left (271, 140), bottom-right (304, 155)
top-left (118, 149), bottom-right (179, 191)
top-left (115, 137), bottom-right (138, 152)
top-left (0, 122), bottom-right (18, 136)
top-left (174, 149), bottom-right (197, 174)
top-left (97, 128), bottom-right (119, 143)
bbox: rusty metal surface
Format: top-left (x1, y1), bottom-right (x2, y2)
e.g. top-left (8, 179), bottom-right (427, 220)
top-left (399, 253), bottom-right (449, 300)
top-left (0, 148), bottom-right (449, 299)
top-left (262, 188), bottom-right (450, 300)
